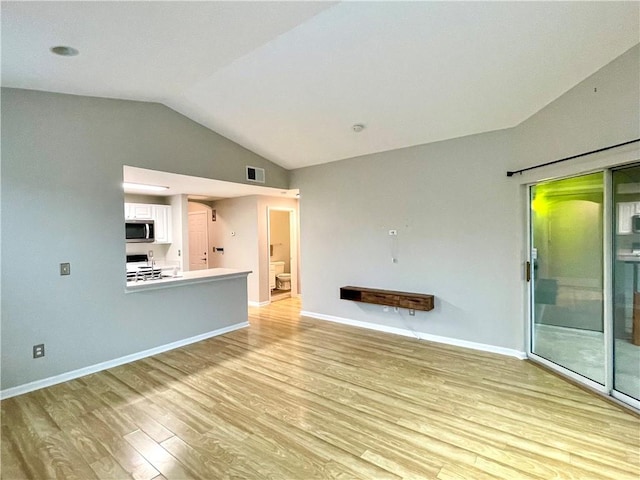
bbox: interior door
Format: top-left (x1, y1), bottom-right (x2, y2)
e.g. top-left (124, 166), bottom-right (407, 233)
top-left (188, 211), bottom-right (209, 271)
top-left (530, 172), bottom-right (605, 385)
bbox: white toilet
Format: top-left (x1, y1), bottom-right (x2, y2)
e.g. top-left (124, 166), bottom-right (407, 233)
top-left (270, 261), bottom-right (291, 291)
top-left (276, 273), bottom-right (291, 290)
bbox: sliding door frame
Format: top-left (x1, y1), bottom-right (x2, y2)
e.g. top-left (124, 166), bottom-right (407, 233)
top-left (520, 144), bottom-right (640, 409)
top-left (603, 168), bottom-right (614, 394)
top-left (525, 170), bottom-right (609, 394)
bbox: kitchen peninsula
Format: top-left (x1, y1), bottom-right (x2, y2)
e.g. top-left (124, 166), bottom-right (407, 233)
top-left (125, 268), bottom-right (252, 293)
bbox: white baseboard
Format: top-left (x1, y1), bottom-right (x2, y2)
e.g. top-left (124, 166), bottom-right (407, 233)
top-left (301, 311), bottom-right (527, 360)
top-left (0, 321), bottom-right (249, 400)
top-left (248, 300), bottom-right (270, 307)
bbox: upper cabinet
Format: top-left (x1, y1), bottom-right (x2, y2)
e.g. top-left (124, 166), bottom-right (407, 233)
top-left (124, 203), bottom-right (153, 220)
top-left (617, 202), bottom-right (640, 235)
top-left (152, 205), bottom-right (172, 244)
top-left (124, 203), bottom-right (172, 244)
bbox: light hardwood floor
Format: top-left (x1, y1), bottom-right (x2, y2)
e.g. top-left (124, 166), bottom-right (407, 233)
top-left (2, 297), bottom-right (639, 479)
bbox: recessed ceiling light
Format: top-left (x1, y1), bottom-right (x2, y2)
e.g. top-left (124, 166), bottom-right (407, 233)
top-left (50, 46), bottom-right (79, 57)
top-left (352, 124), bottom-right (365, 133)
top-left (122, 182), bottom-right (169, 192)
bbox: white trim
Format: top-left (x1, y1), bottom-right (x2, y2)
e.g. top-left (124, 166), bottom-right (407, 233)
top-left (612, 390), bottom-right (640, 412)
top-left (603, 169), bottom-right (614, 393)
top-left (248, 300), bottom-right (270, 307)
top-left (0, 321), bottom-right (249, 400)
top-left (524, 183), bottom-right (534, 357)
top-left (301, 311), bottom-right (527, 360)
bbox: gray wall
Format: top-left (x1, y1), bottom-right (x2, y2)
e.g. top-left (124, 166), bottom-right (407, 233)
top-left (291, 44), bottom-right (640, 351)
top-left (292, 130), bottom-right (523, 349)
top-left (513, 45), bottom-right (640, 169)
top-left (1, 88), bottom-right (286, 391)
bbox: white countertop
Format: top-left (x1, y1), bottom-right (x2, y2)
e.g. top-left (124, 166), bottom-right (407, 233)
top-left (125, 268), bottom-right (252, 293)
top-left (617, 252), bottom-right (640, 263)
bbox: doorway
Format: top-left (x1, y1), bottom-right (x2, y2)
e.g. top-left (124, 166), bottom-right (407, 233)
top-left (267, 208), bottom-right (298, 302)
top-left (528, 167), bottom-right (640, 409)
top-left (188, 211), bottom-right (209, 271)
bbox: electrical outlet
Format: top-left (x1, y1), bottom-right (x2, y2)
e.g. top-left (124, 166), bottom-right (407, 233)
top-left (383, 306), bottom-right (389, 312)
top-left (388, 229), bottom-right (398, 236)
top-left (148, 250), bottom-right (154, 258)
top-left (60, 263), bottom-right (71, 275)
top-left (33, 344), bottom-right (45, 358)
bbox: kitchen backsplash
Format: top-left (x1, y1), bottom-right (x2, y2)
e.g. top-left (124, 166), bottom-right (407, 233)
top-left (125, 242), bottom-right (170, 264)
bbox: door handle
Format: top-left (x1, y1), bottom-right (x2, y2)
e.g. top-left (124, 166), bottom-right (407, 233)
top-left (525, 261), bottom-right (531, 282)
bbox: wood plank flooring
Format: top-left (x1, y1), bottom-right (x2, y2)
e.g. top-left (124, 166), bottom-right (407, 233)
top-left (2, 297), bottom-right (639, 479)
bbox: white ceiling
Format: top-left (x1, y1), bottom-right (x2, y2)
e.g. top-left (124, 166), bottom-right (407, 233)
top-left (2, 1), bottom-right (639, 170)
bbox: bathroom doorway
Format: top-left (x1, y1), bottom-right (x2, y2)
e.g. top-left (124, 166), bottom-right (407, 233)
top-left (267, 208), bottom-right (298, 302)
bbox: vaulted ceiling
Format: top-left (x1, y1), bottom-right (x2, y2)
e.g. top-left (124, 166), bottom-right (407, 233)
top-left (2, 1), bottom-right (638, 169)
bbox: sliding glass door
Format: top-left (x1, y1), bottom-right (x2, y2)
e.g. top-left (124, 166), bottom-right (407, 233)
top-left (612, 166), bottom-right (640, 403)
top-left (530, 172), bottom-right (605, 385)
top-left (529, 166), bottom-right (640, 408)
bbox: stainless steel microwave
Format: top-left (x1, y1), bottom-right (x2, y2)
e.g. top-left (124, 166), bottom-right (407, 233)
top-left (126, 219), bottom-right (155, 243)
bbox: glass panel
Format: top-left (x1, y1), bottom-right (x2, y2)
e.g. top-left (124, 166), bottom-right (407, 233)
top-left (612, 166), bottom-right (640, 401)
top-left (531, 172), bottom-right (605, 384)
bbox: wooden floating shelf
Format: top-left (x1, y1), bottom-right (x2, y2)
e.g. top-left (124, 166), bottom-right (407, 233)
top-left (340, 286), bottom-right (434, 311)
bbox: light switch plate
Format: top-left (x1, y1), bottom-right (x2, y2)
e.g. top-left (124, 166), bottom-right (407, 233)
top-left (33, 344), bottom-right (45, 358)
top-left (60, 263), bottom-right (71, 275)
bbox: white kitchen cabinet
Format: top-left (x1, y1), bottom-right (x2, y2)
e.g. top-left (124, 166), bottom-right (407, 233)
top-left (152, 205), bottom-right (172, 244)
top-left (617, 202), bottom-right (640, 234)
top-left (269, 264), bottom-right (276, 290)
top-left (124, 203), bottom-right (153, 220)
